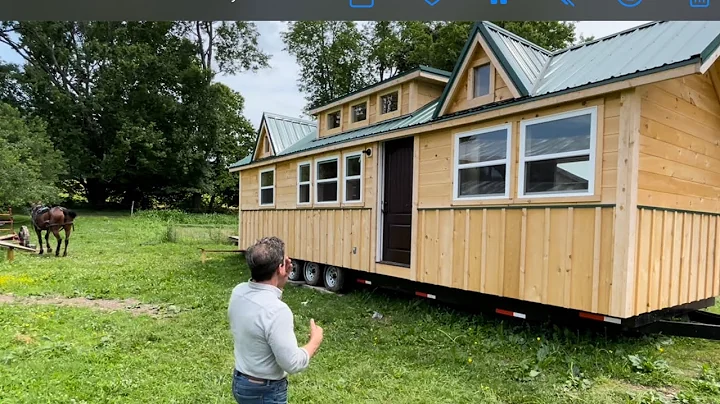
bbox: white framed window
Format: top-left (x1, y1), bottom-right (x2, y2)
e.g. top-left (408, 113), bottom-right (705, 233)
top-left (343, 152), bottom-right (363, 203)
top-left (297, 161), bottom-right (311, 205)
top-left (518, 106), bottom-right (598, 198)
top-left (259, 167), bottom-right (275, 206)
top-left (453, 123), bottom-right (512, 200)
top-left (314, 156), bottom-right (339, 204)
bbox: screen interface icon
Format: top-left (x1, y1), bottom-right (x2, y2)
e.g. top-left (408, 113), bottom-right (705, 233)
top-left (349, 0), bottom-right (374, 8)
top-left (618, 0), bottom-right (642, 7)
top-left (690, 0), bottom-right (710, 7)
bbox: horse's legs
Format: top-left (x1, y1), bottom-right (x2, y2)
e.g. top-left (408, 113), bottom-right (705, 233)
top-left (35, 227), bottom-right (44, 255)
top-left (52, 228), bottom-right (62, 257)
top-left (62, 225), bottom-right (72, 257)
top-left (45, 230), bottom-right (52, 252)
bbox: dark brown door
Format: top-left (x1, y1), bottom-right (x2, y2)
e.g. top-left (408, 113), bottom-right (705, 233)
top-left (381, 137), bottom-right (414, 266)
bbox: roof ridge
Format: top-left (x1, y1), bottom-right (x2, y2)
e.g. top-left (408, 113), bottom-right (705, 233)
top-left (551, 21), bottom-right (662, 56)
top-left (263, 112), bottom-right (316, 125)
top-left (481, 21), bottom-right (552, 55)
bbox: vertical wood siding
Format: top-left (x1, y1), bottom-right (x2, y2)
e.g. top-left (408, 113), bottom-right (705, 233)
top-left (633, 207), bottom-right (720, 316)
top-left (415, 206), bottom-right (616, 315)
top-left (240, 209), bottom-right (373, 273)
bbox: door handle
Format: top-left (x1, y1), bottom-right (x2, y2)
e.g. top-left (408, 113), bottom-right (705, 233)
top-left (381, 200), bottom-right (388, 214)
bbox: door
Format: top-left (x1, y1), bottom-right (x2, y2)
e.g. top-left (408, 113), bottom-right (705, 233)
top-left (381, 137), bottom-right (414, 266)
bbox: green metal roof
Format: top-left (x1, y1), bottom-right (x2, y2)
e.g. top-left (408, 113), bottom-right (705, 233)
top-left (262, 113), bottom-right (316, 153)
top-left (230, 112), bottom-right (316, 169)
top-left (434, 21), bottom-right (720, 118)
top-left (480, 22), bottom-right (552, 95)
top-left (531, 21), bottom-right (720, 97)
top-left (230, 101), bottom-right (437, 169)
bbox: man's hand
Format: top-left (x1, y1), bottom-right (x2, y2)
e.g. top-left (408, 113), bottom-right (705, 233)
top-left (310, 318), bottom-right (323, 343)
top-left (303, 318), bottom-right (324, 358)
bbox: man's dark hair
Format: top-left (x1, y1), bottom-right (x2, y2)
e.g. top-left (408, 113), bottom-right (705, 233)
top-left (245, 236), bottom-right (285, 281)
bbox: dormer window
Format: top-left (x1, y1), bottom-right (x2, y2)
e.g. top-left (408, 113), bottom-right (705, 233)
top-left (327, 110), bottom-right (341, 130)
top-left (473, 63), bottom-right (491, 98)
top-left (351, 102), bottom-right (367, 122)
top-left (380, 91), bottom-right (398, 115)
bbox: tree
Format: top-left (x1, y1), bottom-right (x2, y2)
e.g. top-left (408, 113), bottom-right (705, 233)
top-left (282, 21), bottom-right (372, 111)
top-left (363, 21), bottom-right (402, 81)
top-left (0, 102), bottom-right (65, 208)
top-left (0, 21), bottom-right (268, 210)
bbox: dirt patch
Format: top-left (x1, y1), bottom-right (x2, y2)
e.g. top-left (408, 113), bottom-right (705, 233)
top-left (0, 293), bottom-right (180, 318)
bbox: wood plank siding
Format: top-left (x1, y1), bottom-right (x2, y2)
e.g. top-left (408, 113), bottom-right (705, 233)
top-left (416, 206), bottom-right (616, 314)
top-left (630, 71), bottom-right (720, 316)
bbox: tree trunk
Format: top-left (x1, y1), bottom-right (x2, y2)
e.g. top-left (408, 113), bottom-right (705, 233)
top-left (85, 178), bottom-right (108, 209)
top-left (191, 192), bottom-right (203, 212)
top-left (208, 194), bottom-right (216, 212)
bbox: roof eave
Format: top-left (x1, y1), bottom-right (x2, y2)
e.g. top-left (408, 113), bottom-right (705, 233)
top-left (700, 32), bottom-right (720, 73)
top-left (477, 22), bottom-right (530, 97)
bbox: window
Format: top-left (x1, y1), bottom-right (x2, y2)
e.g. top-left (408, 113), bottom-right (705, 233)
top-left (351, 102), bottom-right (367, 123)
top-left (297, 162), bottom-right (311, 205)
top-left (264, 138), bottom-right (270, 153)
top-left (380, 91), bottom-right (398, 114)
top-left (259, 168), bottom-right (275, 206)
top-left (518, 107), bottom-right (597, 198)
top-left (343, 153), bottom-right (363, 203)
top-left (473, 64), bottom-right (491, 98)
top-left (327, 110), bottom-right (341, 130)
top-left (454, 124), bottom-right (511, 200)
top-left (315, 157), bottom-right (339, 203)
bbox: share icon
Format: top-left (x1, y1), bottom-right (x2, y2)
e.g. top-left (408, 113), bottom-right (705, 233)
top-left (561, 0), bottom-right (575, 5)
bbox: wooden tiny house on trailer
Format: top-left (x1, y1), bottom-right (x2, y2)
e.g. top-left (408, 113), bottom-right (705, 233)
top-left (230, 21), bottom-right (720, 336)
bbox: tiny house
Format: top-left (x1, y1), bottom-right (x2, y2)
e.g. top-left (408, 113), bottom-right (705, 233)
top-left (229, 21), bottom-right (720, 328)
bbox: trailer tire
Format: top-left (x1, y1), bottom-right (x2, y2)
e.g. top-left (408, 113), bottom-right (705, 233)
top-left (323, 266), bottom-right (345, 293)
top-left (288, 260), bottom-right (303, 282)
top-left (303, 262), bottom-right (322, 286)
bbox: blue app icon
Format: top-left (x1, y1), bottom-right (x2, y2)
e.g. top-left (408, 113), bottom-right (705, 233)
top-left (690, 0), bottom-right (710, 7)
top-left (349, 0), bottom-right (374, 8)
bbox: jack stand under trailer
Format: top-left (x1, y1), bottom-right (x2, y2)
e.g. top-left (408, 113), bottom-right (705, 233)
top-left (346, 269), bottom-right (720, 342)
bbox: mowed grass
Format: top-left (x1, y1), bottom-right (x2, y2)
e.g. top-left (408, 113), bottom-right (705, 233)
top-left (1, 211), bottom-right (720, 404)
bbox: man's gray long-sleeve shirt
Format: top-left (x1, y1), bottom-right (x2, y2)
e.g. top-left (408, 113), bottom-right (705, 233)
top-left (228, 281), bottom-right (310, 380)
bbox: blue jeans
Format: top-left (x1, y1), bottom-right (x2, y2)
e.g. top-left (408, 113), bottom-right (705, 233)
top-left (232, 371), bottom-right (288, 404)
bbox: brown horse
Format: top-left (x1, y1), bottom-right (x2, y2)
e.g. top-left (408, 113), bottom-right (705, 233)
top-left (31, 204), bottom-right (77, 257)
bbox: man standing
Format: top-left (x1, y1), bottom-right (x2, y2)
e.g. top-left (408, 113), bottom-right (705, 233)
top-left (228, 236), bottom-right (324, 404)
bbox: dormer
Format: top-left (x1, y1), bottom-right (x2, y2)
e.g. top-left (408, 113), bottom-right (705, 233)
top-left (434, 22), bottom-right (552, 119)
top-left (309, 66), bottom-right (451, 139)
top-left (251, 112), bottom-right (316, 162)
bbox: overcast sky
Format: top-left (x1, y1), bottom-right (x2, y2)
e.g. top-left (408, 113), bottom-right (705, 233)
top-left (0, 21), bottom-right (650, 130)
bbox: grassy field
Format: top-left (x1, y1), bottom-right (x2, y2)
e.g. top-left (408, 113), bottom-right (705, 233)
top-left (1, 211), bottom-right (720, 404)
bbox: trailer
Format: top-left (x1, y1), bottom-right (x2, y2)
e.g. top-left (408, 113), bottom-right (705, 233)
top-left (229, 21), bottom-right (720, 340)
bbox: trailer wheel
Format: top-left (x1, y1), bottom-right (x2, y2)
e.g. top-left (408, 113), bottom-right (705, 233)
top-left (288, 260), bottom-right (303, 282)
top-left (323, 266), bottom-right (345, 292)
top-left (303, 262), bottom-right (322, 286)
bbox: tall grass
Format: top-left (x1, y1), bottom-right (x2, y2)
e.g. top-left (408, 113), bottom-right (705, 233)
top-left (134, 209), bottom-right (237, 244)
top-left (134, 209), bottom-right (237, 226)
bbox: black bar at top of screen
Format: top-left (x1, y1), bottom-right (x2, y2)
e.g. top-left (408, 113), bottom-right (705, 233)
top-left (1, 0), bottom-right (719, 21)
